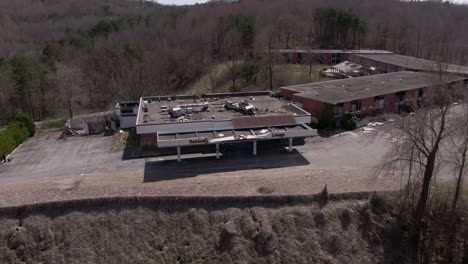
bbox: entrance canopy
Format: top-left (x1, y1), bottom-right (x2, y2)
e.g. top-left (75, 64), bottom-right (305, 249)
top-left (157, 124), bottom-right (316, 148)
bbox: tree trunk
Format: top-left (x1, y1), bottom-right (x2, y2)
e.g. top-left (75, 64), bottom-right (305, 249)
top-left (231, 59), bottom-right (236, 92)
top-left (416, 151), bottom-right (437, 221)
top-left (268, 47), bottom-right (273, 90)
top-left (68, 104), bottom-right (73, 120)
top-left (452, 151), bottom-right (466, 209)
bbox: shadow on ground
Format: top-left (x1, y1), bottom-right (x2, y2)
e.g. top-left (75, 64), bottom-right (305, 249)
top-left (143, 146), bottom-right (310, 183)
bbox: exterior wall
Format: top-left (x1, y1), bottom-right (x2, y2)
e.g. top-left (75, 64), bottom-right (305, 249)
top-left (119, 115), bottom-right (137, 129)
top-left (280, 87), bottom-right (301, 99)
top-left (340, 53), bottom-right (349, 62)
top-left (383, 93), bottom-right (396, 113)
top-left (291, 53), bottom-right (299, 64)
top-left (140, 133), bottom-right (157, 150)
top-left (291, 94), bottom-right (326, 118)
top-left (323, 53), bottom-right (332, 65)
top-left (292, 85), bottom-right (433, 119)
top-left (137, 120), bottom-right (233, 135)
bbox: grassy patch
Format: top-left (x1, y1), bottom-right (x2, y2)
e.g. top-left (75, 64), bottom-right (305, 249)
top-left (187, 63), bottom-right (333, 95)
top-left (37, 119), bottom-right (65, 132)
top-left (271, 64), bottom-right (332, 91)
top-left (432, 180), bottom-right (468, 207)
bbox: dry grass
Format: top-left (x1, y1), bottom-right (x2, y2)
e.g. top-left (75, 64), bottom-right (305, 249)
top-left (112, 131), bottom-right (129, 151)
top-left (0, 194), bottom-right (408, 264)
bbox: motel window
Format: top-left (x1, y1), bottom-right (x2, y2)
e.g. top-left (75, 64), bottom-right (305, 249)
top-left (332, 53), bottom-right (341, 65)
top-left (396, 91), bottom-right (406, 103)
top-left (417, 89), bottom-right (424, 98)
top-left (374, 96), bottom-right (385, 108)
top-left (334, 103), bottom-right (344, 117)
top-left (350, 100), bottom-right (362, 113)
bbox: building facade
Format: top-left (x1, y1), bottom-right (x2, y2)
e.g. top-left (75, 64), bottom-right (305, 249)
top-left (281, 71), bottom-right (467, 119)
top-left (117, 91), bottom-right (317, 160)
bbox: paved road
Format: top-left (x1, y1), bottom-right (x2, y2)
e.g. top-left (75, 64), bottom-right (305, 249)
top-left (0, 127), bottom-right (404, 207)
top-left (0, 128), bottom-right (391, 185)
top-left (0, 133), bottom-right (142, 184)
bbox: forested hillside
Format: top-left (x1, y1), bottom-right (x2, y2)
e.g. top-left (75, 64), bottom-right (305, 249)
top-left (1, 0), bottom-right (468, 122)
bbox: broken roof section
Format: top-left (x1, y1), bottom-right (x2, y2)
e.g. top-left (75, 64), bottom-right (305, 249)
top-left (332, 61), bottom-right (363, 75)
top-left (281, 71), bottom-right (467, 104)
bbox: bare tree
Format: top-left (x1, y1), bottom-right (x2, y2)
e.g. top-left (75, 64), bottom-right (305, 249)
top-left (223, 29), bottom-right (243, 92)
top-left (381, 71), bottom-right (464, 221)
top-left (445, 103), bottom-right (468, 209)
top-left (56, 63), bottom-right (83, 119)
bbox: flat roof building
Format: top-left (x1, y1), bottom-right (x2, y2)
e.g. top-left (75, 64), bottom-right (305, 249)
top-left (117, 91), bottom-right (317, 161)
top-left (281, 71), bottom-right (467, 120)
top-left (274, 49), bottom-right (393, 65)
top-left (349, 54), bottom-right (468, 76)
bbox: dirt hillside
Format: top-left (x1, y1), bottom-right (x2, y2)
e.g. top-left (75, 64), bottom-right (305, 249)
top-left (0, 194), bottom-right (408, 264)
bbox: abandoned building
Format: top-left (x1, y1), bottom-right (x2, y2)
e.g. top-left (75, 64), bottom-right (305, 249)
top-left (280, 71), bottom-right (467, 119)
top-left (348, 53), bottom-right (468, 76)
top-left (274, 49), bottom-right (393, 64)
top-left (116, 91), bottom-right (316, 161)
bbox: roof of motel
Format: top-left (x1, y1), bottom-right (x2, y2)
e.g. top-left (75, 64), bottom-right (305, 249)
top-left (352, 54), bottom-right (468, 75)
top-left (282, 71), bottom-right (467, 104)
top-left (274, 49), bottom-right (393, 54)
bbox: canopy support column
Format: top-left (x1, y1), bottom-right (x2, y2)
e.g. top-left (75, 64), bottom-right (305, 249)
top-left (177, 146), bottom-right (181, 162)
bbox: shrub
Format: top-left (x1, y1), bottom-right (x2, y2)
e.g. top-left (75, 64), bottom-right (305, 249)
top-left (319, 103), bottom-right (336, 130)
top-left (0, 113), bottom-right (34, 157)
top-left (310, 117), bottom-right (320, 129)
top-left (0, 132), bottom-right (15, 157)
top-left (341, 114), bottom-right (357, 131)
top-left (15, 112), bottom-right (35, 136)
top-left (7, 122), bottom-right (29, 145)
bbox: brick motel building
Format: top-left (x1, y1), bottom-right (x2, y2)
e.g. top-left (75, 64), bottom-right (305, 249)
top-left (280, 71), bottom-right (468, 119)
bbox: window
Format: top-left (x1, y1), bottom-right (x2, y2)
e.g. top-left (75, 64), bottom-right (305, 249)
top-left (374, 96), bottom-right (385, 115)
top-left (396, 91), bottom-right (406, 103)
top-left (350, 100), bottom-right (362, 113)
top-left (374, 96), bottom-right (385, 108)
top-left (334, 103), bottom-right (344, 116)
top-left (417, 89), bottom-right (424, 98)
top-left (416, 89), bottom-right (424, 107)
top-left (332, 53), bottom-right (341, 64)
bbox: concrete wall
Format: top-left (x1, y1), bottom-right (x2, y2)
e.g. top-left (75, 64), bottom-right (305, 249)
top-left (294, 115), bottom-right (311, 124)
